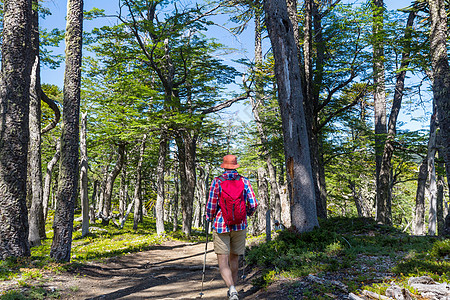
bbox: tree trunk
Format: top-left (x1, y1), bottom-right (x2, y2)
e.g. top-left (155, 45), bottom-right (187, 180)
top-left (96, 164), bottom-right (109, 216)
top-left (372, 0), bottom-right (388, 224)
top-left (257, 167), bottom-right (269, 235)
top-left (196, 165), bottom-right (209, 229)
top-left (312, 3), bottom-right (330, 220)
top-left (427, 110), bottom-right (438, 236)
top-left (43, 140), bottom-right (60, 222)
top-left (414, 158), bottom-right (427, 235)
top-left (133, 134), bottom-right (147, 230)
top-left (428, 0), bottom-right (450, 201)
top-left (80, 112), bottom-right (89, 237)
top-left (437, 147), bottom-right (445, 235)
top-left (0, 0), bottom-right (33, 259)
top-left (156, 131), bottom-right (168, 235)
top-left (377, 11), bottom-right (416, 227)
top-left (264, 0), bottom-right (319, 233)
top-left (172, 171), bottom-right (179, 232)
top-left (119, 166), bottom-right (127, 223)
top-left (252, 9), bottom-right (283, 228)
top-left (28, 0), bottom-right (45, 247)
top-left (181, 132), bottom-right (197, 237)
top-left (302, 0), bottom-right (329, 221)
top-left (50, 0), bottom-right (83, 262)
top-left (102, 143), bottom-right (126, 220)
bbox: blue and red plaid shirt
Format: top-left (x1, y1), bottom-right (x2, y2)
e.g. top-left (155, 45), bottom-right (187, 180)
top-left (205, 170), bottom-right (258, 233)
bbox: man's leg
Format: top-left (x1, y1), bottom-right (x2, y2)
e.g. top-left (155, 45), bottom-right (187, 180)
top-left (217, 254), bottom-right (234, 288)
top-left (229, 252), bottom-right (239, 285)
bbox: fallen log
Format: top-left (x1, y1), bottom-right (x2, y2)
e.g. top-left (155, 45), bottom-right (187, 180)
top-left (362, 289), bottom-right (393, 300)
top-left (349, 292), bottom-right (365, 300)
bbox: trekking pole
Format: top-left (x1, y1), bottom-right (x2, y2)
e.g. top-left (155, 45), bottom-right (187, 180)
top-left (241, 249), bottom-right (246, 280)
top-left (200, 216), bottom-right (209, 298)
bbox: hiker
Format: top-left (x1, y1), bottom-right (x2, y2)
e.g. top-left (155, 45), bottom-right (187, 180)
top-left (205, 154), bottom-right (258, 300)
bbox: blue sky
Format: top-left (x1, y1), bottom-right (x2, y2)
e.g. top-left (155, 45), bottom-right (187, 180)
top-left (40, 0), bottom-right (416, 86)
top-left (39, 0), bottom-right (430, 129)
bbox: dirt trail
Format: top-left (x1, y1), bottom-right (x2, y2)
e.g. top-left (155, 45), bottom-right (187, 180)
top-left (45, 240), bottom-right (259, 299)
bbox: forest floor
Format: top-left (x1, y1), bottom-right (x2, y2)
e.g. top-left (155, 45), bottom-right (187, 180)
top-left (0, 240), bottom-right (266, 299)
top-left (0, 238), bottom-right (398, 300)
top-left (1, 217), bottom-right (447, 299)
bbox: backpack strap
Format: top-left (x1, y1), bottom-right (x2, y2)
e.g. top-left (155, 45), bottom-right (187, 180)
top-left (217, 174), bottom-right (242, 182)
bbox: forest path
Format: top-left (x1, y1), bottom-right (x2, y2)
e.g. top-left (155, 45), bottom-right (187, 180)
top-left (54, 240), bottom-right (258, 299)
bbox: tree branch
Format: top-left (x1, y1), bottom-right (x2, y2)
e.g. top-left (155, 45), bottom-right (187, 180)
top-left (201, 91), bottom-right (250, 115)
top-left (316, 84), bottom-right (368, 133)
top-left (40, 88), bottom-right (61, 134)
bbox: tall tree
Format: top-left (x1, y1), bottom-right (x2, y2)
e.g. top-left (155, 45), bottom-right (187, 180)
top-left (377, 10), bottom-right (416, 228)
top-left (50, 0), bottom-right (84, 262)
top-left (264, 0), bottom-right (319, 232)
top-left (0, 0), bottom-right (33, 259)
top-left (28, 0), bottom-right (45, 247)
top-left (372, 0), bottom-right (389, 224)
top-left (251, 1), bottom-right (283, 226)
top-left (427, 0), bottom-right (450, 211)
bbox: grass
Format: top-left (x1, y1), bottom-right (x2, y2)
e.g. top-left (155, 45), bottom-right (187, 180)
top-left (0, 212), bottom-right (208, 299)
top-left (246, 217), bottom-right (449, 298)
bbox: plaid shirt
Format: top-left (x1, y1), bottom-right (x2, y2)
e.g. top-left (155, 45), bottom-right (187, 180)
top-left (205, 170), bottom-right (258, 233)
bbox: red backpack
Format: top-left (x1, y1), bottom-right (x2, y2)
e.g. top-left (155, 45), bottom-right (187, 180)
top-left (218, 175), bottom-right (247, 226)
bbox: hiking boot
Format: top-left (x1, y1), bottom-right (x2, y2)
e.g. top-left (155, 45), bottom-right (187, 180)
top-left (227, 290), bottom-right (239, 300)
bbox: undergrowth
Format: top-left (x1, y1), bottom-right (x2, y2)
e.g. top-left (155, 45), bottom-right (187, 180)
top-left (246, 217), bottom-right (448, 297)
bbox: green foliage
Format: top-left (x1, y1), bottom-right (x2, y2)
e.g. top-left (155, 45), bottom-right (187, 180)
top-left (430, 239), bottom-right (450, 258)
top-left (246, 217), bottom-right (446, 292)
top-left (0, 290), bottom-right (29, 300)
top-left (393, 238), bottom-right (450, 282)
top-left (246, 224), bottom-right (344, 281)
top-left (0, 286), bottom-right (60, 300)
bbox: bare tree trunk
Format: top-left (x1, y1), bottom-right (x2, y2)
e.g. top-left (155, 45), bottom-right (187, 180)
top-left (0, 0), bottom-right (33, 259)
top-left (182, 133), bottom-right (197, 236)
top-left (133, 134), bottom-right (147, 230)
top-left (257, 167), bottom-right (269, 235)
top-left (196, 165), bottom-right (209, 229)
top-left (102, 143), bottom-right (126, 220)
top-left (51, 0), bottom-right (83, 262)
top-left (426, 106), bottom-right (439, 235)
top-left (43, 140), bottom-right (60, 222)
top-left (349, 180), bottom-right (369, 217)
top-left (96, 164), bottom-right (109, 216)
top-left (372, 0), bottom-right (388, 224)
top-left (156, 131), bottom-right (168, 235)
top-left (172, 171), bottom-right (179, 232)
top-left (414, 158), bottom-right (427, 235)
top-left (28, 0), bottom-right (45, 246)
top-left (119, 167), bottom-right (127, 223)
top-left (80, 112), bottom-right (89, 237)
top-left (264, 0), bottom-right (319, 233)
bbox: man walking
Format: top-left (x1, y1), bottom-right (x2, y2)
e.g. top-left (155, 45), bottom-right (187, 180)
top-left (205, 155), bottom-right (258, 300)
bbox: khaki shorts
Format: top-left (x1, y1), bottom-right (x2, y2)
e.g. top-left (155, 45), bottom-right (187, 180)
top-left (213, 229), bottom-right (246, 255)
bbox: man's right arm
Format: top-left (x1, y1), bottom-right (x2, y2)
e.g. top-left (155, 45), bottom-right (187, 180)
top-left (205, 178), bottom-right (219, 222)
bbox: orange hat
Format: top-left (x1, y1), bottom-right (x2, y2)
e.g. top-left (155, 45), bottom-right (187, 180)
top-left (220, 154), bottom-right (240, 169)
